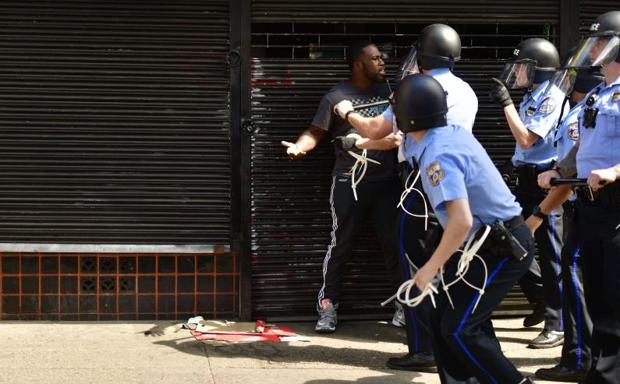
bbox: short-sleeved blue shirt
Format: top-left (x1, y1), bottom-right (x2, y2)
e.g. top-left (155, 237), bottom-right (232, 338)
top-left (412, 125), bottom-right (522, 236)
top-left (576, 77), bottom-right (620, 178)
top-left (554, 101), bottom-right (582, 162)
top-left (512, 81), bottom-right (565, 168)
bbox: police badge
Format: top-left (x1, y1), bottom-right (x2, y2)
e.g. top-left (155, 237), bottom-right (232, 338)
top-left (538, 97), bottom-right (556, 114)
top-left (568, 122), bottom-right (579, 140)
top-left (427, 161), bottom-right (445, 186)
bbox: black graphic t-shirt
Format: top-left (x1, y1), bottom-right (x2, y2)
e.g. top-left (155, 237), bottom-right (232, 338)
top-left (311, 80), bottom-right (398, 181)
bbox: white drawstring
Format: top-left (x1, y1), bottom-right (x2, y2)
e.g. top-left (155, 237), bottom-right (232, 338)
top-left (396, 169), bottom-right (429, 231)
top-left (347, 150), bottom-right (381, 201)
top-left (616, 223), bottom-right (620, 230)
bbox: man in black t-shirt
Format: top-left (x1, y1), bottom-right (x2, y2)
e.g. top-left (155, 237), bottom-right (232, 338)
top-left (281, 41), bottom-right (402, 333)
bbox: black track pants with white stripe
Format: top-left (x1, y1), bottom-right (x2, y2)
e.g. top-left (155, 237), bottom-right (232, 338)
top-left (318, 176), bottom-right (402, 305)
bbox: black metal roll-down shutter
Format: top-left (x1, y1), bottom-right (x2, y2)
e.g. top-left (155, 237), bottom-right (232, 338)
top-left (0, 1), bottom-right (230, 244)
top-left (579, 0), bottom-right (618, 31)
top-left (249, 1), bottom-right (561, 319)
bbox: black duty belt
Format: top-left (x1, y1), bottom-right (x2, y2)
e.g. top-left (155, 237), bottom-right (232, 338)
top-left (502, 215), bottom-right (525, 232)
top-left (515, 164), bottom-right (553, 188)
top-left (576, 181), bottom-right (620, 206)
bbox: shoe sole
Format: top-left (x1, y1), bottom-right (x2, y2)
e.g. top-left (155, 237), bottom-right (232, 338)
top-left (314, 328), bottom-right (336, 334)
top-left (535, 373), bottom-right (585, 382)
top-left (527, 340), bottom-right (564, 349)
top-left (523, 319), bottom-right (545, 328)
top-left (385, 362), bottom-right (438, 373)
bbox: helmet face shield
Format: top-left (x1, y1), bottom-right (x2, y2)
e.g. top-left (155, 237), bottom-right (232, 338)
top-left (395, 47), bottom-right (420, 82)
top-left (567, 35), bottom-right (620, 69)
top-left (498, 59), bottom-right (536, 89)
top-left (545, 68), bottom-right (577, 96)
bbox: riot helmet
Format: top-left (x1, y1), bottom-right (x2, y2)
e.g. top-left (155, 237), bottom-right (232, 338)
top-left (393, 74), bottom-right (448, 133)
top-left (566, 11), bottom-right (620, 69)
top-left (543, 45), bottom-right (605, 97)
top-left (498, 38), bottom-right (560, 89)
top-left (416, 24), bottom-right (461, 70)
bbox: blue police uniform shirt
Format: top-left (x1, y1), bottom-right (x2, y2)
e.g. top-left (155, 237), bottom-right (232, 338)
top-left (554, 100), bottom-right (583, 161)
top-left (576, 77), bottom-right (620, 178)
top-left (412, 125), bottom-right (522, 236)
top-left (512, 80), bottom-right (565, 168)
top-left (384, 68), bottom-right (479, 166)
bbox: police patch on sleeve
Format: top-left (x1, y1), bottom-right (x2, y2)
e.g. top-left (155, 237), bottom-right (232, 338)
top-left (568, 122), bottom-right (579, 140)
top-left (613, 92), bottom-right (620, 102)
top-left (538, 97), bottom-right (556, 114)
top-left (427, 161), bottom-right (445, 187)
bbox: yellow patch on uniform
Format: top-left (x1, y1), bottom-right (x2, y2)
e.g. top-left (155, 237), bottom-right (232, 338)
top-left (538, 97), bottom-right (556, 114)
top-left (568, 122), bottom-right (579, 140)
top-left (427, 161), bottom-right (445, 187)
top-left (613, 92), bottom-right (620, 102)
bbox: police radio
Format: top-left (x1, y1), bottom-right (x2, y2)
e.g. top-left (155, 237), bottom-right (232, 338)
top-left (583, 87), bottom-right (601, 128)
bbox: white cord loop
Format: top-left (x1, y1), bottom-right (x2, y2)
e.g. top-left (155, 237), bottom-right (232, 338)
top-left (383, 225), bottom-right (492, 314)
top-left (347, 149), bottom-right (381, 201)
top-left (396, 169), bottom-right (429, 231)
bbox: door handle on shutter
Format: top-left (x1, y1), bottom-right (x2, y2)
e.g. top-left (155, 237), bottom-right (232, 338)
top-left (228, 49), bottom-right (241, 67)
top-left (242, 118), bottom-right (258, 134)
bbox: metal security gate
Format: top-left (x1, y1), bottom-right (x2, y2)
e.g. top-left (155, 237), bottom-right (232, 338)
top-left (0, 1), bottom-right (231, 243)
top-left (0, 1), bottom-right (234, 320)
top-left (249, 0), bottom-right (562, 320)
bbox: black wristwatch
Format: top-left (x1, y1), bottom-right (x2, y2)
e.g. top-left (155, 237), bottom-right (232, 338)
top-left (532, 205), bottom-right (547, 220)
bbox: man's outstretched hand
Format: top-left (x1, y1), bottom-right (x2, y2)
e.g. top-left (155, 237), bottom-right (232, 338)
top-left (281, 141), bottom-right (307, 160)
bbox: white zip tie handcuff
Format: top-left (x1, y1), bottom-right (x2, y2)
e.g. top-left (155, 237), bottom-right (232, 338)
top-left (397, 169), bottom-right (429, 231)
top-left (347, 149), bottom-right (381, 201)
top-left (384, 167), bottom-right (492, 313)
top-left (382, 227), bottom-right (490, 312)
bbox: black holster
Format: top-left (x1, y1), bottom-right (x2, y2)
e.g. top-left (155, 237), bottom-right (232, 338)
top-left (475, 216), bottom-right (528, 261)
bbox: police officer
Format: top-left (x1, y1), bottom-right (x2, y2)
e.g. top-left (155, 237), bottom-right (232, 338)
top-left (334, 23), bottom-right (479, 372)
top-left (528, 66), bottom-right (604, 382)
top-left (537, 11), bottom-right (620, 383)
top-left (489, 38), bottom-right (565, 348)
top-left (396, 73), bottom-right (536, 384)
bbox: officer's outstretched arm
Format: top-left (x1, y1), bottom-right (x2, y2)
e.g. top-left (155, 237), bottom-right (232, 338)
top-left (503, 105), bottom-right (540, 149)
top-left (355, 132), bottom-right (401, 150)
top-left (333, 100), bottom-right (394, 139)
top-left (415, 199), bottom-right (472, 290)
top-left (346, 113), bottom-right (393, 140)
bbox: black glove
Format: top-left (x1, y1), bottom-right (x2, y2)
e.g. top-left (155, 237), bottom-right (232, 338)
top-left (489, 77), bottom-right (514, 107)
top-left (333, 136), bottom-right (358, 151)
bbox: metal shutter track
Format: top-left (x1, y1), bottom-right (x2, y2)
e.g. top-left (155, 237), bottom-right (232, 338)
top-left (0, 1), bottom-right (230, 244)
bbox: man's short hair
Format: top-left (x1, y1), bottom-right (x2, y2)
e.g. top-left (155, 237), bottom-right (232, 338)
top-left (346, 40), bottom-right (374, 69)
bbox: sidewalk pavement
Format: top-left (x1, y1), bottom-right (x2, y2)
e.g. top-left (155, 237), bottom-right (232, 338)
top-left (0, 318), bottom-right (568, 384)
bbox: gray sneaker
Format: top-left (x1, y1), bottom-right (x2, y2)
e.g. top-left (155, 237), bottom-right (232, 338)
top-left (315, 299), bottom-right (337, 333)
top-left (391, 302), bottom-right (406, 327)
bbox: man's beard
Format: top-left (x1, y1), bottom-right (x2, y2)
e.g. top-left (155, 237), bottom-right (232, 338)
top-left (363, 63), bottom-right (384, 82)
